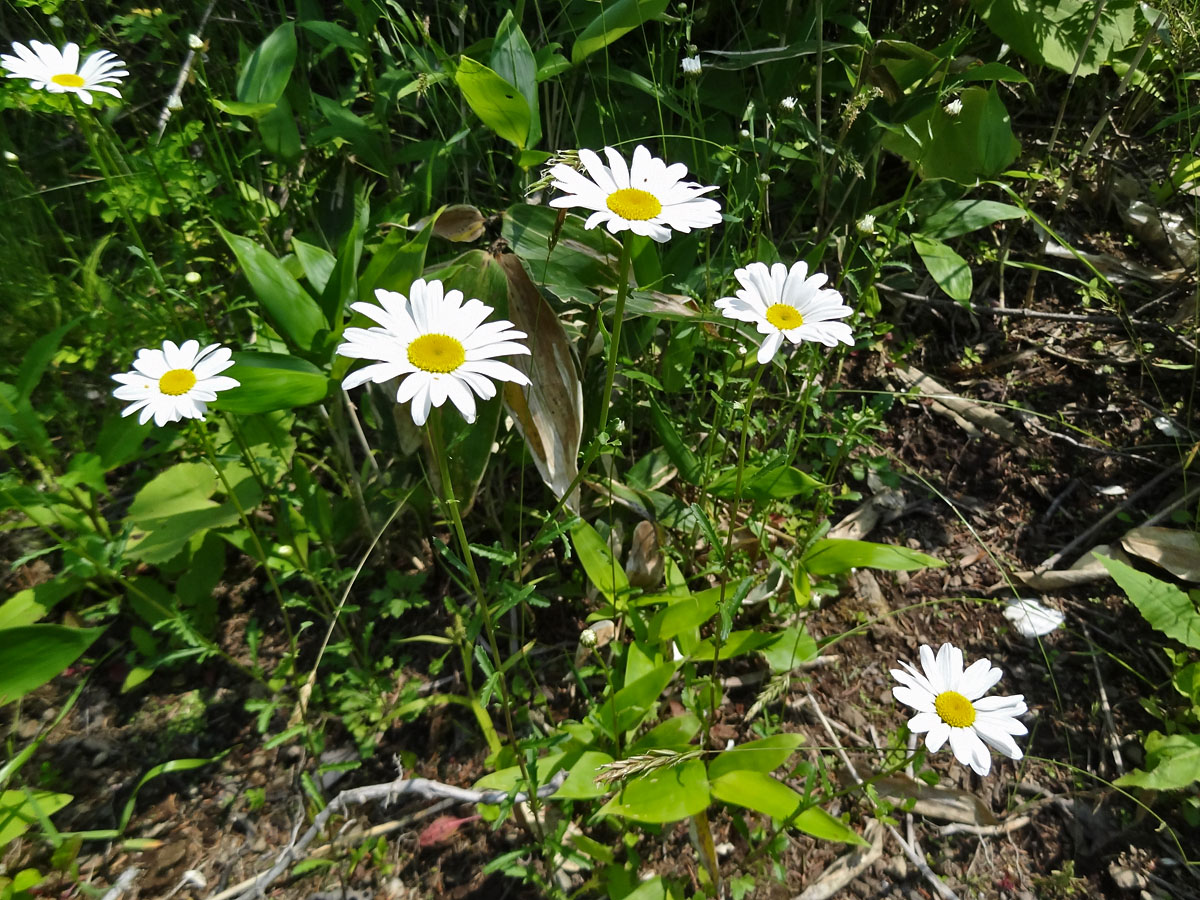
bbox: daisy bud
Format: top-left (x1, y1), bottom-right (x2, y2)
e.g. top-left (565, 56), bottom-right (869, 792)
top-left (944, 98), bottom-right (963, 117)
top-left (856, 213), bottom-right (876, 235)
top-left (757, 173), bottom-right (771, 185)
top-left (681, 56), bottom-right (701, 78)
top-left (580, 628), bottom-right (598, 648)
top-left (184, 271), bottom-right (202, 285)
top-left (3, 151), bottom-right (17, 163)
top-left (739, 128), bottom-right (750, 139)
top-left (49, 16), bottom-right (63, 28)
top-left (780, 96), bottom-right (798, 111)
top-left (187, 34), bottom-right (205, 51)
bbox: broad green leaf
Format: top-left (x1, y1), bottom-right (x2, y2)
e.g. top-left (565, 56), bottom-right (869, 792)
top-left (501, 204), bottom-right (621, 306)
top-left (0, 578), bottom-right (84, 629)
top-left (291, 237), bottom-right (337, 294)
top-left (490, 12), bottom-right (541, 147)
top-left (1098, 555), bottom-right (1200, 650)
top-left (708, 463), bottom-right (824, 502)
top-left (593, 662), bottom-right (677, 737)
top-left (689, 629), bottom-right (776, 662)
top-left (217, 226), bottom-right (325, 352)
top-left (15, 317), bottom-right (79, 400)
top-left (0, 789), bottom-right (72, 846)
top-left (0, 383), bottom-right (54, 461)
top-left (803, 539), bottom-right (945, 575)
top-left (1115, 731), bottom-right (1200, 790)
top-left (0, 626), bottom-right (103, 706)
top-left (572, 0), bottom-right (671, 64)
top-left (627, 713), bottom-right (702, 754)
top-left (711, 771), bottom-right (867, 844)
top-left (760, 624), bottom-right (818, 674)
top-left (912, 234), bottom-right (973, 302)
top-left (970, 0), bottom-right (1137, 76)
top-left (312, 94), bottom-right (389, 172)
top-left (708, 733), bottom-right (805, 780)
top-left (570, 520), bottom-right (630, 603)
top-left (210, 99), bottom-right (276, 118)
top-left (256, 97), bottom-right (302, 162)
top-left (598, 758), bottom-right (709, 823)
top-left (320, 188), bottom-right (370, 327)
top-left (648, 588), bottom-right (721, 642)
top-left (454, 56), bottom-right (530, 149)
top-left (358, 210), bottom-right (439, 302)
top-left (650, 397), bottom-right (701, 481)
top-left (237, 22), bottom-right (297, 104)
top-left (474, 749), bottom-right (613, 802)
top-left (126, 462), bottom-right (216, 522)
top-left (297, 20), bottom-right (368, 56)
top-left (881, 86), bottom-right (1020, 184)
top-left (921, 199), bottom-right (1026, 239)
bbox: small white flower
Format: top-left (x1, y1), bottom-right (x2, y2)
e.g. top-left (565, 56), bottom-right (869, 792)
top-left (3, 150), bottom-right (17, 163)
top-left (856, 213), bottom-right (876, 235)
top-left (780, 96), bottom-right (798, 111)
top-left (944, 98), bottom-right (963, 117)
top-left (681, 55), bottom-right (702, 77)
top-left (1, 40), bottom-right (127, 105)
top-left (715, 261), bottom-right (854, 364)
top-left (1004, 598), bottom-right (1064, 638)
top-left (548, 144), bottom-right (722, 243)
top-left (891, 642), bottom-right (1028, 776)
top-left (337, 278), bottom-right (531, 427)
top-left (580, 628), bottom-right (598, 648)
top-left (111, 340), bottom-right (239, 427)
top-left (187, 34), bottom-right (205, 51)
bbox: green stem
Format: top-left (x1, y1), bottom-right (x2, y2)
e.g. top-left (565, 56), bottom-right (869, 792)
top-left (706, 364), bottom-right (764, 746)
top-left (594, 236), bottom-right (635, 443)
top-left (427, 410), bottom-right (544, 840)
top-left (193, 423), bottom-right (297, 658)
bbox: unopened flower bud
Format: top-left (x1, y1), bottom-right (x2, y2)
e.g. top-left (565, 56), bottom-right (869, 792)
top-left (3, 150), bottom-right (18, 163)
top-left (780, 96), bottom-right (797, 111)
top-left (856, 213), bottom-right (876, 235)
top-left (184, 271), bottom-right (202, 284)
top-left (944, 98), bottom-right (963, 117)
top-left (681, 56), bottom-right (701, 78)
top-left (580, 628), bottom-right (598, 648)
top-left (187, 33), bottom-right (205, 51)
top-left (49, 16), bottom-right (63, 28)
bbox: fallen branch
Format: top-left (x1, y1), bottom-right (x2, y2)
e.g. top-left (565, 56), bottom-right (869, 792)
top-left (211, 768), bottom-right (567, 900)
top-left (156, 0), bottom-right (217, 139)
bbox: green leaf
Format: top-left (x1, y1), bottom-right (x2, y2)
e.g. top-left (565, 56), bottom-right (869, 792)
top-left (594, 662), bottom-right (677, 736)
top-left (237, 22), bottom-right (297, 104)
top-left (1098, 554), bottom-right (1200, 650)
top-left (297, 20), bottom-right (368, 56)
top-left (0, 789), bottom-right (72, 846)
top-left (760, 624), bottom-right (818, 674)
top-left (501, 204), bottom-right (621, 306)
top-left (210, 98), bottom-right (277, 118)
top-left (291, 238), bottom-right (337, 294)
top-left (0, 626), bottom-right (103, 707)
top-left (711, 771), bottom-right (867, 844)
top-left (648, 588), bottom-right (720, 642)
top-left (572, 0), bottom-right (671, 64)
top-left (15, 317), bottom-right (79, 401)
top-left (627, 713), bottom-right (702, 754)
top-left (970, 0), bottom-right (1137, 76)
top-left (490, 12), bottom-right (541, 148)
top-left (803, 539), bottom-right (945, 575)
top-left (921, 199), bottom-right (1026, 239)
top-left (217, 225), bottom-right (326, 352)
top-left (708, 463), bottom-right (825, 502)
top-left (256, 97), bottom-right (302, 162)
top-left (649, 397), bottom-right (701, 481)
top-left (118, 756), bottom-right (223, 833)
top-left (1115, 731), bottom-right (1200, 790)
top-left (708, 733), bottom-right (805, 780)
top-left (0, 578), bottom-right (84, 629)
top-left (126, 462), bottom-right (216, 522)
top-left (358, 211), bottom-right (439, 302)
top-left (689, 629), bottom-right (776, 662)
top-left (320, 188), bottom-right (370, 327)
top-left (912, 234), bottom-right (973, 302)
top-left (454, 57), bottom-right (530, 149)
top-left (312, 94), bottom-right (389, 173)
top-left (598, 758), bottom-right (709, 823)
top-left (570, 520), bottom-right (630, 604)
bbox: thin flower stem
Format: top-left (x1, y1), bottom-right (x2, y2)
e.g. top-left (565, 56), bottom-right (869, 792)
top-left (706, 364), bottom-right (764, 746)
top-left (594, 236), bottom-right (635, 443)
top-left (426, 410), bottom-right (545, 840)
top-left (192, 423), bottom-right (297, 658)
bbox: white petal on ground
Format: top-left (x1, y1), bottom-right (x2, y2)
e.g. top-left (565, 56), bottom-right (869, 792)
top-left (1004, 597), bottom-right (1065, 637)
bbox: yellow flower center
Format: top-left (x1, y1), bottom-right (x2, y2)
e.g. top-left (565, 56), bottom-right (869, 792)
top-left (52, 73), bottom-right (86, 88)
top-left (408, 333), bottom-right (465, 373)
top-left (934, 691), bottom-right (977, 728)
top-left (765, 303), bottom-right (804, 331)
top-left (606, 187), bottom-right (662, 221)
top-left (158, 368), bottom-right (197, 396)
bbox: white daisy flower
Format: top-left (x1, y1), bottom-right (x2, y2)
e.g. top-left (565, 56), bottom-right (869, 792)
top-left (1, 40), bottom-right (128, 105)
top-left (891, 642), bottom-right (1028, 777)
top-left (1003, 597), bottom-right (1065, 638)
top-left (714, 260), bottom-right (854, 364)
top-left (944, 97), bottom-right (963, 117)
top-left (681, 55), bottom-right (702, 77)
top-left (548, 144), bottom-right (722, 243)
top-left (111, 340), bottom-right (239, 427)
top-left (336, 278), bottom-right (531, 427)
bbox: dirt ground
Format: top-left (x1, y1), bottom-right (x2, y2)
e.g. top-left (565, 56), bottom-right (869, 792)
top-left (4, 187), bottom-right (1200, 900)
